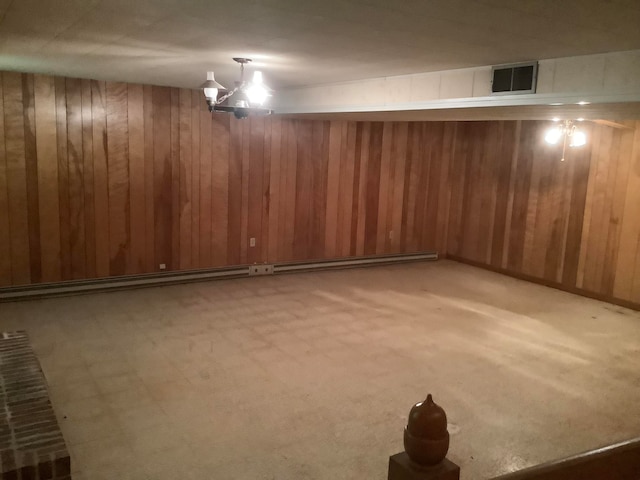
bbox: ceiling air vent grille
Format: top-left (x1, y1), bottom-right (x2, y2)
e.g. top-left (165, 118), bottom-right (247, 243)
top-left (491, 61), bottom-right (538, 95)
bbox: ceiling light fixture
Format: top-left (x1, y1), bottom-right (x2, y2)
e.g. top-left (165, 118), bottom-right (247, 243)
top-left (544, 119), bottom-right (587, 161)
top-left (201, 58), bottom-right (273, 119)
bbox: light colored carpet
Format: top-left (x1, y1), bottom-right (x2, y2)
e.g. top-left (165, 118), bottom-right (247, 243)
top-left (1, 260), bottom-right (639, 479)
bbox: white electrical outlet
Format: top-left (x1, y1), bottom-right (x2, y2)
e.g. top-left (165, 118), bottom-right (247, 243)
top-left (249, 237), bottom-right (256, 247)
top-left (159, 263), bottom-right (166, 270)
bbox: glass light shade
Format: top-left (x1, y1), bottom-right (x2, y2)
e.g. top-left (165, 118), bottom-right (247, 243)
top-left (201, 71), bottom-right (225, 103)
top-left (203, 87), bottom-right (218, 101)
top-left (570, 130), bottom-right (587, 147)
top-left (246, 71), bottom-right (269, 106)
top-left (246, 84), bottom-right (268, 105)
top-left (544, 127), bottom-right (563, 145)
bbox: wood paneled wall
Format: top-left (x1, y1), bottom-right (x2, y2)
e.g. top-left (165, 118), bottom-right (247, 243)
top-left (447, 120), bottom-right (640, 306)
top-left (0, 72), bottom-right (452, 287)
top-left (3, 70), bottom-right (640, 308)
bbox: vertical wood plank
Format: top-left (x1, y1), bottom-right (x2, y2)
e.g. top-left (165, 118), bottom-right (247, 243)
top-left (581, 126), bottom-right (613, 291)
top-left (384, 122), bottom-right (399, 253)
top-left (22, 74), bottom-right (41, 283)
top-left (375, 122), bottom-right (392, 254)
top-left (560, 137), bottom-right (590, 287)
top-left (526, 128), bottom-right (553, 278)
top-left (240, 119), bottom-right (250, 264)
top-left (324, 121), bottom-right (342, 258)
top-left (199, 98), bottom-right (212, 267)
top-left (142, 85), bottom-right (155, 273)
top-left (267, 117), bottom-right (282, 262)
top-left (478, 122), bottom-right (498, 262)
top-left (65, 78), bottom-right (86, 279)
top-left (354, 122), bottom-right (370, 257)
top-left (106, 82), bottom-right (130, 275)
top-left (554, 144), bottom-right (575, 282)
top-left (261, 117), bottom-right (272, 263)
top-left (489, 122), bottom-right (515, 267)
top-left (348, 123), bottom-right (363, 257)
top-left (152, 86), bottom-right (172, 271)
top-left (576, 125), bottom-right (602, 288)
top-left (506, 122), bottom-right (534, 271)
top-left (178, 89), bottom-right (192, 270)
top-left (170, 88), bottom-right (180, 270)
top-left (391, 122), bottom-right (408, 252)
top-left (424, 122), bottom-right (445, 252)
top-left (341, 122), bottom-right (357, 257)
top-left (211, 114), bottom-right (230, 266)
top-left (3, 72), bottom-right (31, 284)
top-left (33, 74), bottom-right (61, 282)
top-left (436, 122), bottom-right (456, 255)
top-left (416, 122), bottom-right (434, 251)
top-left (128, 83), bottom-right (145, 273)
top-left (190, 90), bottom-right (201, 267)
top-left (310, 120), bottom-right (328, 259)
top-left (247, 116), bottom-right (265, 264)
top-left (364, 122), bottom-right (385, 255)
top-left (92, 80), bottom-right (110, 277)
top-left (0, 74), bottom-right (12, 286)
top-left (403, 122), bottom-right (421, 251)
top-left (81, 79), bottom-right (96, 279)
top-left (227, 116), bottom-right (242, 264)
top-left (294, 121), bottom-right (313, 260)
top-left (283, 120), bottom-right (298, 261)
top-left (501, 121), bottom-right (522, 268)
top-left (536, 148), bottom-right (561, 280)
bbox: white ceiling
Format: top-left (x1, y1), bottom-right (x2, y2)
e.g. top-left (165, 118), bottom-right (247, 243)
top-left (1, 0), bottom-right (640, 90)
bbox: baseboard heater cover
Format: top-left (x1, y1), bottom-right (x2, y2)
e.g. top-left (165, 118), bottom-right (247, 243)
top-left (275, 252), bottom-right (438, 273)
top-left (0, 267), bottom-right (249, 301)
top-left (0, 251), bottom-right (438, 301)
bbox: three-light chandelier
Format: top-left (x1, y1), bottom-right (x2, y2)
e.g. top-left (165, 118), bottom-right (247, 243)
top-left (201, 58), bottom-right (272, 119)
top-left (544, 119), bottom-right (587, 161)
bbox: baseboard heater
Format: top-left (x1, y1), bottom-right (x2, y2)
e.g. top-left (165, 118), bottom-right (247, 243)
top-left (274, 252), bottom-right (437, 273)
top-left (0, 251), bottom-right (438, 301)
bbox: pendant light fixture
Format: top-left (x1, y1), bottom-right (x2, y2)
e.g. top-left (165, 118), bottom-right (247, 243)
top-left (544, 119), bottom-right (587, 161)
top-left (201, 58), bottom-right (273, 119)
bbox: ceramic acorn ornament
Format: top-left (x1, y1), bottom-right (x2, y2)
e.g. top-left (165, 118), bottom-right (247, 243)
top-left (403, 394), bottom-right (450, 466)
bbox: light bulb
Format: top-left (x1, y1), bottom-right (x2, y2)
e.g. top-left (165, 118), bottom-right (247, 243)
top-left (545, 127), bottom-right (563, 145)
top-left (246, 71), bottom-right (268, 106)
top-left (570, 130), bottom-right (587, 147)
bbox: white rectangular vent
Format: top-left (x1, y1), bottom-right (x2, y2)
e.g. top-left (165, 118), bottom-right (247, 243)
top-left (491, 62), bottom-right (538, 95)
